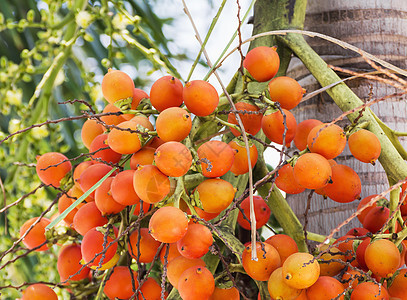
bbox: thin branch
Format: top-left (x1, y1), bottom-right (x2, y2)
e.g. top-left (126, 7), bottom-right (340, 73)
top-left (235, 0), bottom-right (245, 75)
top-left (186, 0), bottom-right (227, 82)
top-left (328, 65), bottom-right (407, 92)
top-left (0, 196), bottom-right (58, 267)
top-left (0, 183), bottom-right (45, 214)
top-left (215, 29), bottom-right (407, 78)
top-left (320, 179), bottom-right (407, 245)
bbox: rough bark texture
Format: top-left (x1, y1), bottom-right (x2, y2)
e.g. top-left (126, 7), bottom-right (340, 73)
top-left (287, 1), bottom-right (407, 237)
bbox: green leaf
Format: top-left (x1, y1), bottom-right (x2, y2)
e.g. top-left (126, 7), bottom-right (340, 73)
top-left (46, 167), bottom-right (117, 229)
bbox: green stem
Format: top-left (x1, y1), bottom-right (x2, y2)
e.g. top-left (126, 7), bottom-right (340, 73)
top-left (122, 109), bottom-right (159, 115)
top-left (120, 32), bottom-right (176, 76)
top-left (389, 187), bottom-right (400, 233)
top-left (94, 270), bottom-right (111, 300)
top-left (215, 116), bottom-right (241, 132)
top-left (51, 12), bottom-right (75, 30)
top-left (394, 131), bottom-right (407, 137)
top-left (112, 2), bottom-right (181, 79)
top-left (186, 0), bottom-right (227, 82)
top-left (395, 227), bottom-right (407, 246)
top-left (306, 232), bottom-right (334, 244)
top-left (373, 115), bottom-right (407, 160)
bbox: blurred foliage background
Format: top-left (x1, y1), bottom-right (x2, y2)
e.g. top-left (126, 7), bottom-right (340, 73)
top-left (0, 0), bottom-right (189, 298)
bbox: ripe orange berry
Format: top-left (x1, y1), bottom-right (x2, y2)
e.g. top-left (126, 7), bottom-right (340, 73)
top-left (293, 153), bottom-right (332, 190)
top-left (242, 242), bottom-right (281, 281)
top-left (387, 268), bottom-right (407, 299)
top-left (101, 103), bottom-right (127, 126)
top-left (57, 244), bottom-right (90, 282)
top-left (323, 164), bottom-right (361, 203)
top-left (275, 164), bottom-right (306, 195)
top-left (196, 178), bottom-right (236, 213)
top-left (22, 284), bottom-right (58, 300)
top-left (293, 119), bottom-right (323, 151)
top-left (268, 76), bottom-right (305, 110)
top-left (365, 239), bottom-right (400, 278)
top-left (104, 266), bottom-right (138, 300)
top-left (209, 286), bottom-right (240, 300)
top-left (89, 133), bottom-right (122, 164)
top-left (149, 206), bottom-right (189, 243)
top-left (333, 235), bottom-right (357, 265)
top-left (102, 69), bottom-right (135, 104)
top-left (265, 234), bottom-right (299, 264)
top-left (72, 159), bottom-right (92, 184)
top-left (294, 290), bottom-right (308, 300)
top-left (183, 80), bottom-right (219, 116)
top-left (107, 118), bottom-right (152, 154)
top-left (181, 201), bottom-right (221, 222)
top-left (129, 228), bottom-right (161, 263)
top-left (130, 147), bottom-right (156, 169)
top-left (154, 142), bottom-right (193, 177)
top-left (110, 170), bottom-right (140, 206)
top-left (261, 108), bottom-right (297, 146)
top-left (133, 165), bottom-right (170, 204)
top-left (178, 266), bottom-right (215, 300)
top-left (94, 177), bottom-right (126, 215)
top-left (268, 267), bottom-right (301, 300)
top-left (307, 123), bottom-right (346, 159)
top-left (356, 194), bottom-right (380, 224)
top-left (150, 76), bottom-right (183, 112)
top-left (81, 226), bottom-right (118, 267)
top-left (350, 282), bottom-right (389, 300)
top-left (66, 185), bottom-right (90, 207)
top-left (73, 201), bottom-right (108, 236)
top-left (159, 243), bottom-right (181, 265)
top-left (316, 245), bottom-right (345, 276)
top-left (341, 269), bottom-right (365, 289)
top-left (243, 46), bottom-right (280, 82)
top-left (237, 195), bottom-right (271, 230)
top-left (19, 217), bottom-right (51, 251)
top-left (347, 227), bottom-right (370, 238)
top-left (227, 102), bottom-right (263, 136)
top-left (348, 129), bottom-right (381, 164)
top-left (81, 119), bottom-right (105, 149)
top-left (363, 206), bottom-right (390, 233)
top-left (138, 277), bottom-right (166, 299)
top-left (149, 136), bottom-right (166, 149)
top-left (228, 139), bottom-right (258, 175)
top-left (356, 237), bottom-right (371, 270)
top-left (167, 256), bottom-right (206, 288)
top-left (282, 252), bottom-right (320, 289)
top-left (36, 152), bottom-right (72, 187)
top-left (177, 223), bottom-right (213, 259)
top-left (306, 276), bottom-right (345, 300)
top-left (156, 107), bottom-right (192, 142)
top-left (57, 191), bottom-right (79, 225)
top-left (197, 140), bottom-right (235, 178)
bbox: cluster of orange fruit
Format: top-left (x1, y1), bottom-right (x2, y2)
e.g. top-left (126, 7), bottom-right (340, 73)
top-left (17, 45), bottom-right (406, 300)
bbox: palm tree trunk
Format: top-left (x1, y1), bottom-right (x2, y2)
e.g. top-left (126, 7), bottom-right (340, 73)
top-left (287, 1), bottom-right (407, 237)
